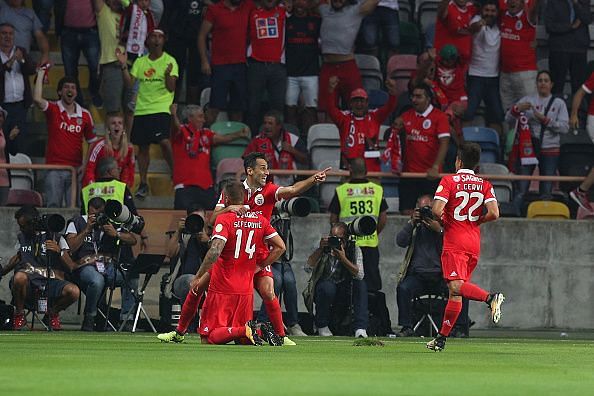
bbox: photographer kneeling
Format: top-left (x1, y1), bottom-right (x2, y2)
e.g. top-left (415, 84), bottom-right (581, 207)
top-left (395, 195), bottom-right (469, 337)
top-left (3, 205), bottom-right (80, 330)
top-left (66, 197), bottom-right (138, 331)
top-left (305, 222), bottom-right (368, 337)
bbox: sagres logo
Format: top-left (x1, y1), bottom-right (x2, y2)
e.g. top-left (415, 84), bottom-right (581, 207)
top-left (144, 67), bottom-right (156, 78)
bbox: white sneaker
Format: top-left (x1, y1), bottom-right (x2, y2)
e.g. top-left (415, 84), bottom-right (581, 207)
top-left (318, 326), bottom-right (333, 336)
top-left (489, 292), bottom-right (505, 324)
top-left (355, 329), bottom-right (368, 338)
top-left (287, 323), bottom-right (307, 336)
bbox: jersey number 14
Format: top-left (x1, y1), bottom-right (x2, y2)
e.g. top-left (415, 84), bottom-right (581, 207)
top-left (234, 229), bottom-right (256, 259)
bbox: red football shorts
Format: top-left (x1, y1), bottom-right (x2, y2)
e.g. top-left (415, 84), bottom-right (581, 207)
top-left (199, 291), bottom-right (253, 336)
top-left (318, 59), bottom-right (363, 112)
top-left (441, 250), bottom-right (479, 282)
top-left (254, 265), bottom-right (273, 279)
top-left (254, 246), bottom-right (273, 279)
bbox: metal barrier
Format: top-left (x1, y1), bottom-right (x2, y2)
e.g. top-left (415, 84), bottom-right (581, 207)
top-left (0, 163), bottom-right (78, 208)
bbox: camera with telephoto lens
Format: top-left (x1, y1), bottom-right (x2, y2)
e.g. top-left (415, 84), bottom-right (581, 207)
top-left (274, 197), bottom-right (311, 217)
top-left (32, 214), bottom-right (66, 233)
top-left (104, 200), bottom-right (145, 233)
top-left (346, 215), bottom-right (377, 237)
top-left (94, 212), bottom-right (110, 227)
top-left (183, 214), bottom-right (205, 234)
top-left (417, 205), bottom-right (434, 220)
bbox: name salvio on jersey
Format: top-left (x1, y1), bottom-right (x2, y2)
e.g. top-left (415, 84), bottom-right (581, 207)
top-left (451, 173), bottom-right (486, 222)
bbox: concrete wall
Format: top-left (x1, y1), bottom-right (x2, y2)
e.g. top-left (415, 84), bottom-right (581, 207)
top-left (2, 208), bottom-right (594, 330)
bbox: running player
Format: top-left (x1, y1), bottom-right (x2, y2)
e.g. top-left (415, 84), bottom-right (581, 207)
top-left (427, 142), bottom-right (505, 352)
top-left (158, 152), bottom-right (330, 345)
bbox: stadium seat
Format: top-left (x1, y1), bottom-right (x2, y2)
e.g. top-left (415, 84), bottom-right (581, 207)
top-left (398, 0), bottom-right (413, 22)
top-left (478, 163), bottom-right (514, 202)
top-left (368, 89), bottom-right (389, 109)
top-left (386, 54), bottom-right (417, 79)
top-left (307, 123), bottom-right (340, 149)
top-left (499, 202), bottom-right (520, 217)
top-left (6, 189), bottom-right (43, 207)
top-left (355, 54), bottom-right (383, 92)
top-left (526, 201), bottom-right (570, 220)
top-left (9, 153), bottom-right (34, 190)
top-left (417, 0), bottom-right (439, 33)
top-left (380, 159), bottom-right (399, 198)
top-left (215, 158), bottom-right (244, 185)
top-left (210, 121), bottom-right (250, 166)
top-left (463, 127), bottom-right (500, 163)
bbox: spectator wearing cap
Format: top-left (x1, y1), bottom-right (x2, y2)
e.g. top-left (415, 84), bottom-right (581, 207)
top-left (169, 103), bottom-right (250, 210)
top-left (0, 22), bottom-right (35, 153)
top-left (0, 0), bottom-right (50, 65)
top-left (434, 0), bottom-right (477, 66)
top-left (116, 28), bottom-right (178, 199)
top-left (318, 0), bottom-right (379, 120)
top-left (464, 0), bottom-right (504, 138)
top-left (396, 83), bottom-right (450, 215)
top-left (0, 105), bottom-right (18, 205)
top-left (243, 109), bottom-right (308, 187)
top-left (499, 0), bottom-right (540, 112)
top-left (56, 0), bottom-right (102, 108)
top-left (327, 75), bottom-right (397, 172)
top-left (198, 0), bottom-right (256, 125)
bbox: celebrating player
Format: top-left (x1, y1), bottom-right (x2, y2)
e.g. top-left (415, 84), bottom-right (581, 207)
top-left (194, 181), bottom-right (286, 345)
top-left (427, 142), bottom-right (505, 352)
top-left (158, 152), bottom-right (330, 345)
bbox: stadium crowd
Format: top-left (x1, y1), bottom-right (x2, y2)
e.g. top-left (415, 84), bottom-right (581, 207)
top-left (0, 0), bottom-right (591, 340)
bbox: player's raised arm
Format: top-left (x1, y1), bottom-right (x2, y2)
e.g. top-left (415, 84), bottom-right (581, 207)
top-left (277, 167), bottom-right (331, 200)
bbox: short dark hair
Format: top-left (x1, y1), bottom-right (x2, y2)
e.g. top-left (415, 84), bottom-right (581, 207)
top-left (15, 205), bottom-right (39, 221)
top-left (348, 157), bottom-right (367, 178)
top-left (0, 22), bottom-right (15, 31)
top-left (88, 197), bottom-right (106, 210)
top-left (263, 109), bottom-right (283, 125)
top-left (97, 157), bottom-right (118, 178)
top-left (224, 181), bottom-right (246, 205)
top-left (481, 0), bottom-right (499, 9)
top-left (457, 142), bottom-right (481, 170)
top-left (186, 203), bottom-right (205, 216)
top-left (243, 152), bottom-right (267, 172)
top-left (536, 70), bottom-right (552, 81)
top-left (57, 76), bottom-right (77, 92)
top-left (411, 82), bottom-right (433, 100)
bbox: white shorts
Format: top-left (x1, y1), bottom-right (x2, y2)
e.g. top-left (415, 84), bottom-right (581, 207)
top-left (286, 76), bottom-right (318, 107)
top-left (500, 70), bottom-right (537, 112)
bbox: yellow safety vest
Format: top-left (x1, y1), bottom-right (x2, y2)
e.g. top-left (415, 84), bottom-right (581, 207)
top-left (81, 179), bottom-right (126, 213)
top-left (336, 181), bottom-right (383, 248)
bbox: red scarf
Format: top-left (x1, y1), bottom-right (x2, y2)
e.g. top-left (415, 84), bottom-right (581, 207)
top-left (180, 124), bottom-right (211, 158)
top-left (252, 131), bottom-right (296, 170)
top-left (508, 111), bottom-right (538, 171)
top-left (382, 127), bottom-right (401, 173)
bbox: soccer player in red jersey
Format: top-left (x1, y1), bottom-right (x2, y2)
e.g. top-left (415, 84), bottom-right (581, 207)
top-left (158, 152), bottom-right (330, 345)
top-left (426, 142), bottom-right (505, 352)
top-left (193, 181), bottom-right (286, 345)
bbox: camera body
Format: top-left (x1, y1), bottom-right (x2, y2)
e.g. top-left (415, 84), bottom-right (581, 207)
top-left (183, 214), bottom-right (205, 234)
top-left (32, 214), bottom-right (66, 233)
top-left (417, 205), bottom-right (434, 220)
top-left (95, 212), bottom-right (110, 227)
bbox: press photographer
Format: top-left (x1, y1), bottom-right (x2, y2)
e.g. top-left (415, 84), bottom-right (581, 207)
top-left (3, 205), bottom-right (79, 331)
top-left (395, 195), bottom-right (469, 337)
top-left (159, 204), bottom-right (209, 331)
top-left (256, 197), bottom-right (310, 337)
top-left (66, 197), bottom-right (138, 331)
top-left (303, 222), bottom-right (368, 338)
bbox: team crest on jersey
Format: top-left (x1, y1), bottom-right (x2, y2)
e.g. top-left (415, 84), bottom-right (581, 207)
top-left (453, 175), bottom-right (460, 182)
top-left (215, 224), bottom-right (223, 233)
top-left (436, 185), bottom-right (443, 193)
top-left (422, 119), bottom-right (432, 129)
top-left (254, 193), bottom-right (264, 206)
top-left (77, 118), bottom-right (83, 125)
top-left (515, 20), bottom-right (522, 30)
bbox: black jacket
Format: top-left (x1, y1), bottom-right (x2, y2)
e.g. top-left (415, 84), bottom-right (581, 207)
top-left (545, 0), bottom-right (591, 53)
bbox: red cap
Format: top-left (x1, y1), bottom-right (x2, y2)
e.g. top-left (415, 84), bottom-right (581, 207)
top-left (350, 88), bottom-right (368, 100)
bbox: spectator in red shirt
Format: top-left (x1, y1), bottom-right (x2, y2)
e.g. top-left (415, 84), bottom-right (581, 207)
top-left (83, 112), bottom-right (135, 189)
top-left (33, 68), bottom-right (97, 207)
top-left (246, 0), bottom-right (288, 135)
top-left (434, 0), bottom-right (476, 66)
top-left (198, 0), bottom-right (255, 125)
top-left (243, 109), bottom-right (308, 186)
top-left (398, 83), bottom-right (450, 215)
top-left (170, 103), bottom-right (250, 210)
top-left (327, 75), bottom-right (398, 171)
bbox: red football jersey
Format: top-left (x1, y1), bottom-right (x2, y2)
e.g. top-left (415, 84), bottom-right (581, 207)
top-left (216, 179), bottom-right (281, 220)
top-left (171, 124), bottom-right (215, 190)
top-left (209, 211), bottom-right (278, 295)
top-left (581, 71), bottom-right (594, 116)
top-left (500, 9), bottom-right (536, 73)
top-left (248, 5), bottom-right (287, 63)
top-left (434, 169), bottom-right (497, 255)
top-left (43, 101), bottom-right (96, 167)
top-left (436, 60), bottom-right (468, 103)
top-left (434, 1), bottom-right (476, 65)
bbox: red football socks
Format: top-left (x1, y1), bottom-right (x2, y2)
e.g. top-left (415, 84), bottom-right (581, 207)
top-left (208, 327), bottom-right (246, 344)
top-left (176, 290), bottom-right (202, 334)
top-left (263, 297), bottom-right (285, 337)
top-left (460, 282), bottom-right (490, 302)
top-left (439, 299), bottom-right (462, 337)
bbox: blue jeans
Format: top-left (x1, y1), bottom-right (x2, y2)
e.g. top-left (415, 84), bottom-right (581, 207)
top-left (464, 75), bottom-right (505, 124)
top-left (246, 60), bottom-right (287, 134)
top-left (75, 264), bottom-right (138, 319)
top-left (60, 27), bottom-right (101, 102)
top-left (360, 6), bottom-right (400, 51)
top-left (44, 170), bottom-right (72, 208)
top-left (314, 278), bottom-right (368, 331)
top-left (513, 154), bottom-right (560, 210)
top-left (257, 262), bottom-right (299, 327)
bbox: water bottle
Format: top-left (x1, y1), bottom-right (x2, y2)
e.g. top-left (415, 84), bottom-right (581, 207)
top-left (37, 285), bottom-right (48, 314)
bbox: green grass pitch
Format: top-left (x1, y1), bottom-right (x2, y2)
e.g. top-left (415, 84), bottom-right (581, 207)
top-left (1, 332), bottom-right (594, 395)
